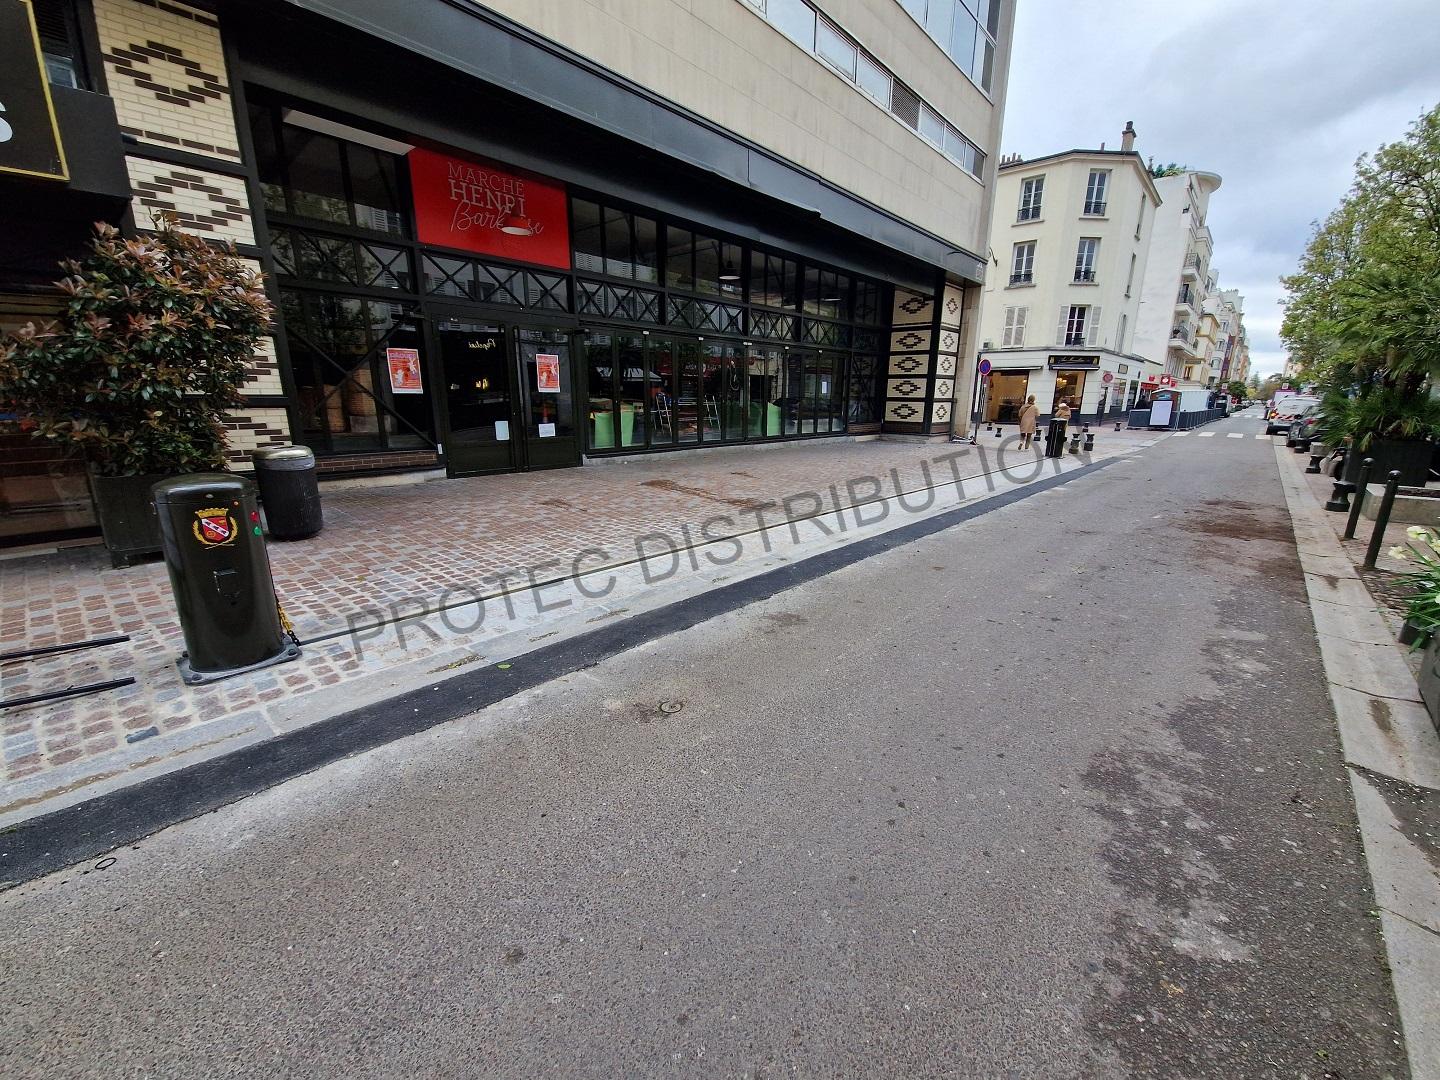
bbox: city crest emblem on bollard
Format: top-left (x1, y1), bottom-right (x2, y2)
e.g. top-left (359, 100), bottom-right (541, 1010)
top-left (193, 506), bottom-right (238, 547)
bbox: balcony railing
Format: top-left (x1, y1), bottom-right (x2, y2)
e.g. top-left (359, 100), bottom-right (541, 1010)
top-left (1182, 252), bottom-right (1203, 275)
top-left (1063, 331), bottom-right (1087, 347)
top-left (1176, 284), bottom-right (1196, 306)
top-left (1017, 205), bottom-right (1041, 222)
top-left (1009, 271), bottom-right (1033, 285)
top-left (1170, 324), bottom-right (1198, 347)
top-left (1073, 268), bottom-right (1096, 283)
top-left (1083, 200), bottom-right (1107, 216)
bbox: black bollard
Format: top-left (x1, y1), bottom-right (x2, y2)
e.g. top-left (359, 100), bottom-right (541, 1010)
top-left (1343, 458), bottom-right (1374, 540)
top-left (1068, 432), bottom-right (1081, 454)
top-left (1083, 432), bottom-right (1095, 452)
top-left (1364, 471), bottom-right (1404, 569)
top-left (1324, 481), bottom-right (1355, 513)
top-left (1306, 448), bottom-right (1325, 474)
top-left (1114, 422), bottom-right (1122, 432)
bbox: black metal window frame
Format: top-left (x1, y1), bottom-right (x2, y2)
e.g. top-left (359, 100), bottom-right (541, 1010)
top-left (580, 328), bottom-right (869, 456)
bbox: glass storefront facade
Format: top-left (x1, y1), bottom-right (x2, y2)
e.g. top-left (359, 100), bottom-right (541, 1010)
top-left (247, 98), bottom-right (890, 476)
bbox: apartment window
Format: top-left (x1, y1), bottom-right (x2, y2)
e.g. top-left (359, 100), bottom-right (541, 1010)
top-left (1002, 305), bottom-right (1027, 347)
top-left (746, 0), bottom-right (986, 179)
top-left (769, 0), bottom-right (817, 48)
top-left (1125, 253), bottom-right (1137, 297)
top-left (856, 50), bottom-right (890, 104)
top-left (1083, 170), bottom-right (1109, 216)
top-left (816, 16), bottom-right (856, 78)
top-left (1074, 238), bottom-right (1099, 283)
top-left (1010, 241), bottom-right (1035, 285)
top-left (31, 0), bottom-right (89, 89)
top-left (1135, 193), bottom-right (1147, 238)
top-left (1058, 304), bottom-right (1098, 347)
top-left (895, 0), bottom-right (1001, 94)
top-left (1018, 176), bottom-right (1044, 222)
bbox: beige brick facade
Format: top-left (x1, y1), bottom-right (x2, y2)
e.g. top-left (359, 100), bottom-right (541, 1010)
top-left (125, 158), bottom-right (254, 244)
top-left (222, 408), bottom-right (291, 465)
top-left (93, 0), bottom-right (240, 159)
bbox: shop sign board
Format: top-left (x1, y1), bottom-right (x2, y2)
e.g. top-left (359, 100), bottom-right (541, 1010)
top-left (0, 0), bottom-right (69, 181)
top-left (1048, 355), bottom-right (1100, 370)
top-left (409, 146), bottom-right (569, 269)
top-left (386, 348), bottom-right (423, 394)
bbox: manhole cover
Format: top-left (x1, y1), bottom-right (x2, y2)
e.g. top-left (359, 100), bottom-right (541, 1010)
top-left (658, 700), bottom-right (685, 715)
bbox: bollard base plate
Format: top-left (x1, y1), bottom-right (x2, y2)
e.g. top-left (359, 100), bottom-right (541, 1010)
top-left (178, 639), bottom-right (302, 686)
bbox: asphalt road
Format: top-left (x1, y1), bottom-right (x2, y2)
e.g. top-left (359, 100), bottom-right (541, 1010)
top-left (0, 413), bottom-right (1409, 1079)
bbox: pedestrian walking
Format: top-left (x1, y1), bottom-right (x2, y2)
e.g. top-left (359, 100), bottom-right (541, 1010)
top-left (1017, 395), bottom-right (1039, 450)
top-left (1055, 399), bottom-right (1073, 423)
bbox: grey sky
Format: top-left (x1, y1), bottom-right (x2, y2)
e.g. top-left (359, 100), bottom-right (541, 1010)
top-left (999, 0), bottom-right (1440, 377)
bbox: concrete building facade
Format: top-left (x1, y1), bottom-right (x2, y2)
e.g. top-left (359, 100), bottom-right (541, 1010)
top-left (973, 124), bottom-right (1165, 427)
top-left (0, 0), bottom-right (1014, 548)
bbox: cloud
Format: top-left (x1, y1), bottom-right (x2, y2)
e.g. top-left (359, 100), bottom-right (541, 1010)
top-left (1000, 0), bottom-right (1440, 367)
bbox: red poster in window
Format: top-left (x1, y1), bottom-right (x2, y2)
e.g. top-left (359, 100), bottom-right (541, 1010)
top-left (408, 146), bottom-right (570, 269)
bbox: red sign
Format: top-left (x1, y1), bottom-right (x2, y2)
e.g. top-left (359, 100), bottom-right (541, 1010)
top-left (1159, 374), bottom-right (1176, 386)
top-left (409, 146), bottom-right (570, 269)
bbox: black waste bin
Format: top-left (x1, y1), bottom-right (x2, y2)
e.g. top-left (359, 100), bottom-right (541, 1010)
top-left (152, 473), bottom-right (301, 685)
top-left (1044, 420), bottom-right (1068, 458)
top-left (252, 444), bottom-right (322, 541)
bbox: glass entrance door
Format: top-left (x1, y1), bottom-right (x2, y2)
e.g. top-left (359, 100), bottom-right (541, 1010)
top-left (436, 315), bottom-right (514, 477)
top-left (435, 314), bottom-right (581, 475)
top-left (515, 326), bottom-right (581, 470)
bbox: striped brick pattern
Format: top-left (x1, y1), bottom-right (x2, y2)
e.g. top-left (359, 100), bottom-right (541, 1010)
top-left (126, 160), bottom-right (254, 244)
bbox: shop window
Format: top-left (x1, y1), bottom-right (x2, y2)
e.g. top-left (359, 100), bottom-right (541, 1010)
top-left (853, 280), bottom-right (883, 325)
top-left (1051, 371), bottom-right (1086, 415)
top-left (249, 103), bottom-right (410, 237)
top-left (572, 199), bottom-right (658, 283)
top-left (281, 289), bottom-right (432, 456)
top-left (847, 354), bottom-right (882, 425)
top-left (666, 228), bottom-right (738, 298)
top-left (750, 252), bottom-right (797, 310)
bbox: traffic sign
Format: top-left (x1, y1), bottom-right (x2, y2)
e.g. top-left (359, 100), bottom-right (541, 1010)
top-left (1101, 371), bottom-right (1114, 384)
top-left (978, 358), bottom-right (992, 376)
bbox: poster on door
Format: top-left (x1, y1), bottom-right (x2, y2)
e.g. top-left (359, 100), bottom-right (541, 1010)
top-left (535, 353), bottom-right (561, 393)
top-left (386, 348), bottom-right (424, 394)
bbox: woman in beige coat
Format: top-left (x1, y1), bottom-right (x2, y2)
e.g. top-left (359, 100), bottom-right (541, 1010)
top-left (1017, 394), bottom-right (1039, 449)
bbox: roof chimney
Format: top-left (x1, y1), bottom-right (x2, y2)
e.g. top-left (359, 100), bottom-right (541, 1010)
top-left (1121, 121), bottom-right (1137, 153)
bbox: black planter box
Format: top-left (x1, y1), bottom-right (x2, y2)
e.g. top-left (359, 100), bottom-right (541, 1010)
top-left (90, 471), bottom-right (169, 567)
top-left (1342, 437), bottom-right (1433, 487)
top-left (1419, 634), bottom-right (1440, 735)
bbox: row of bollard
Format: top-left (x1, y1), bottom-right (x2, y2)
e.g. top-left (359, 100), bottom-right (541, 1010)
top-left (1326, 456), bottom-right (1403, 570)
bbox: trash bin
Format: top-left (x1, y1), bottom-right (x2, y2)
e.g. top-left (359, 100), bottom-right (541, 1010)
top-left (152, 473), bottom-right (301, 685)
top-left (1044, 420), bottom-right (1067, 458)
top-left (252, 444), bottom-right (322, 541)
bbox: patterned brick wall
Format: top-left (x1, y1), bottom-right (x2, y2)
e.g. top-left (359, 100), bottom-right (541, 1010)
top-left (93, 0), bottom-right (295, 457)
top-left (125, 159), bottom-right (254, 244)
top-left (223, 408), bottom-right (291, 465)
top-left (884, 288), bottom-right (934, 427)
top-left (93, 0), bottom-right (240, 159)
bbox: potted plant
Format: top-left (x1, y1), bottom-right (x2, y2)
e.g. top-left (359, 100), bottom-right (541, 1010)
top-left (1390, 527), bottom-right (1440, 723)
top-left (1327, 384), bottom-right (1440, 487)
top-left (0, 217), bottom-right (271, 566)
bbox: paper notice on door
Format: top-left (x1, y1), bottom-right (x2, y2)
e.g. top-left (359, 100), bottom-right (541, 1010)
top-left (538, 422), bottom-right (557, 438)
top-left (535, 354), bottom-right (561, 393)
top-left (495, 420), bottom-right (510, 441)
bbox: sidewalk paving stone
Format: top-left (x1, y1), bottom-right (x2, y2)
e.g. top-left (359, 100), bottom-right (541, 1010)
top-left (0, 431), bottom-right (1159, 806)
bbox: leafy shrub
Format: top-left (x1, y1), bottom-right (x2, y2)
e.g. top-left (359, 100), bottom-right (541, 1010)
top-left (0, 216), bottom-right (271, 477)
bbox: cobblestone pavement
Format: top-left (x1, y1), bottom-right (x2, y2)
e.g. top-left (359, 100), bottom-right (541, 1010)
top-left (0, 431), bottom-right (1156, 813)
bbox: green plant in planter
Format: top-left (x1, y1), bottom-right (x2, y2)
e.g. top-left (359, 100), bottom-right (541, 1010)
top-left (1316, 384), bottom-right (1440, 451)
top-left (0, 216), bottom-right (271, 476)
top-left (1389, 526), bottom-right (1440, 647)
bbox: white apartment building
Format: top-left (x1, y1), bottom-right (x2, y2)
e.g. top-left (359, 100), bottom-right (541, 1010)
top-left (1132, 169), bottom-right (1230, 386)
top-left (974, 124), bottom-right (1165, 424)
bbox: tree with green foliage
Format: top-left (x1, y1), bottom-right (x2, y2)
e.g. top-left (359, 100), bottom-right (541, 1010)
top-left (1280, 103), bottom-right (1440, 448)
top-left (1226, 380), bottom-right (1249, 400)
top-left (0, 217), bottom-right (271, 476)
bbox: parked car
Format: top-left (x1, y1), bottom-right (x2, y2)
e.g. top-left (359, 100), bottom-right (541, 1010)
top-left (1266, 395), bottom-right (1320, 434)
top-left (1285, 404), bottom-right (1322, 449)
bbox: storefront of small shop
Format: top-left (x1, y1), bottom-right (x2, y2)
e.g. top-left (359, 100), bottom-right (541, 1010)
top-left (980, 350), bottom-right (1160, 426)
